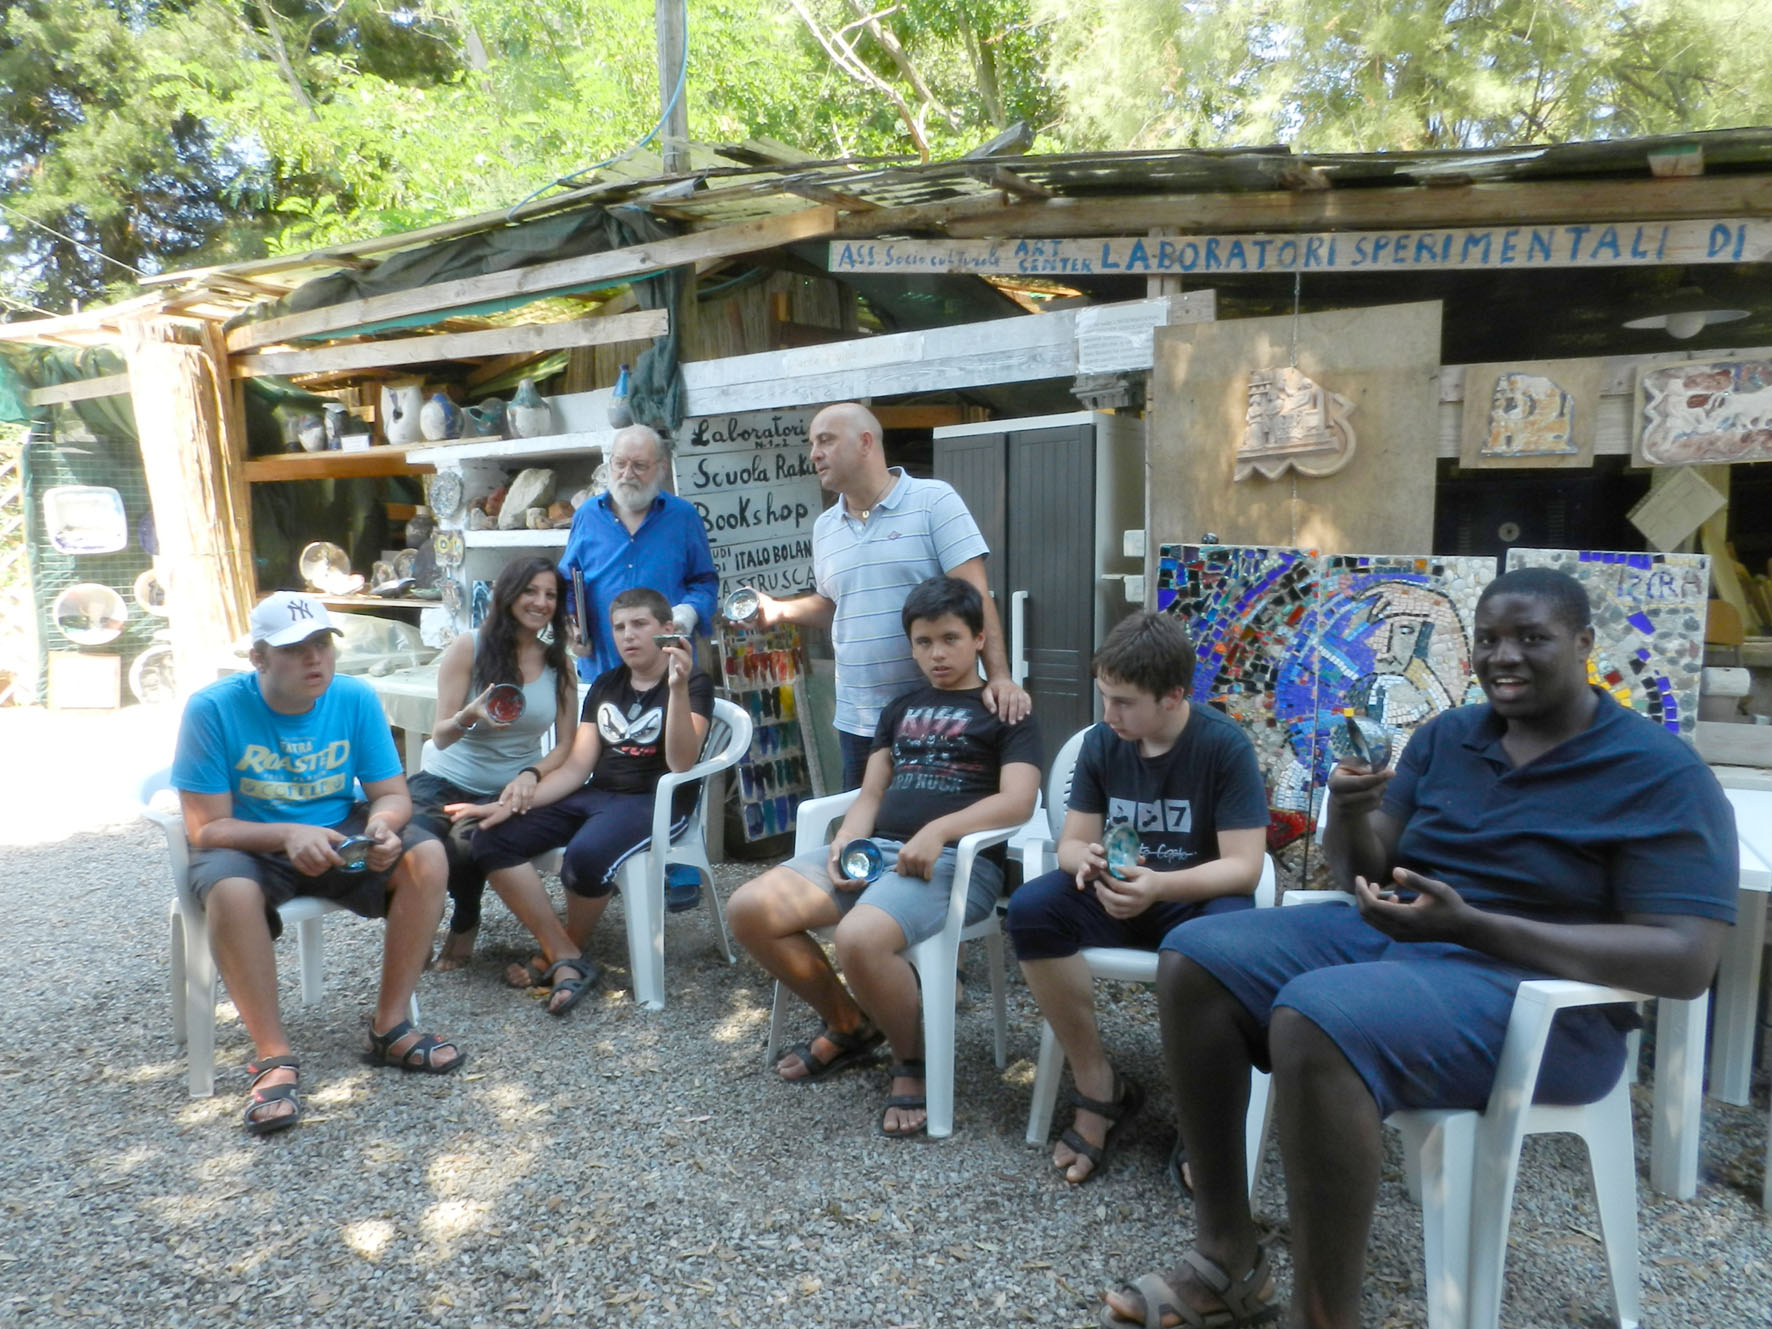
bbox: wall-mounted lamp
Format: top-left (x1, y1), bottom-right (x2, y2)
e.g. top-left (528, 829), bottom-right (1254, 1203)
top-left (1622, 287), bottom-right (1750, 340)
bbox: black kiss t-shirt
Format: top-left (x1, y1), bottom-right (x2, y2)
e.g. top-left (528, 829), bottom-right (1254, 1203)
top-left (870, 684), bottom-right (1043, 842)
top-left (583, 665), bottom-right (715, 802)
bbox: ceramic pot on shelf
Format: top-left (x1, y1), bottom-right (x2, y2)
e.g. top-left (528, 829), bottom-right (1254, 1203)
top-left (381, 383), bottom-right (425, 445)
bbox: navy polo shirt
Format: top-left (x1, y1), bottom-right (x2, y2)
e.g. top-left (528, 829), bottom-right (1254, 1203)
top-left (1382, 689), bottom-right (1737, 924)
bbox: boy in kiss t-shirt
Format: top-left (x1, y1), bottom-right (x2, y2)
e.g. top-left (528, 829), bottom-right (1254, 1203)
top-left (728, 575), bottom-right (1042, 1138)
top-left (452, 586), bottom-right (713, 1015)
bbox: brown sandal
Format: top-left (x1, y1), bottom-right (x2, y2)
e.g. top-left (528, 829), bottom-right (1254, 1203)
top-left (1100, 1247), bottom-right (1279, 1328)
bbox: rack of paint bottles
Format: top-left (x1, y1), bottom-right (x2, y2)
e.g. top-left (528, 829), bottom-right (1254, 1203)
top-left (718, 622), bottom-right (824, 841)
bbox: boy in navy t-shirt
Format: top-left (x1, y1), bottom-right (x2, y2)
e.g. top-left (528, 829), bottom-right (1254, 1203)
top-left (1005, 610), bottom-right (1268, 1183)
top-left (172, 592), bottom-right (462, 1137)
top-left (729, 576), bottom-right (1042, 1137)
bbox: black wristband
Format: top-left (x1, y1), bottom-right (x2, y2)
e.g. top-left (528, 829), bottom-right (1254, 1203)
top-left (518, 766), bottom-right (541, 780)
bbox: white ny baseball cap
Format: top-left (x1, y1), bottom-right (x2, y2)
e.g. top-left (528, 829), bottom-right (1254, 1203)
top-left (250, 591), bottom-right (342, 647)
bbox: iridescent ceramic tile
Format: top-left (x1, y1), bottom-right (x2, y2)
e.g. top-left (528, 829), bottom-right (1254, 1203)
top-left (1504, 548), bottom-right (1708, 738)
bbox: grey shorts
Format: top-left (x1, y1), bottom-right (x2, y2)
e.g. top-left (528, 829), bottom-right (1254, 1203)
top-left (783, 838), bottom-right (1004, 948)
top-left (187, 805), bottom-right (437, 938)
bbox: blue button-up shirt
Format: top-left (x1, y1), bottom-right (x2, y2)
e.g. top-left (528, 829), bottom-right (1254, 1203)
top-left (558, 490), bottom-right (718, 679)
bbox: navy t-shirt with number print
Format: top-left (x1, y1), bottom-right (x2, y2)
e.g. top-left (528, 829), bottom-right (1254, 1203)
top-left (1067, 704), bottom-right (1268, 871)
top-left (583, 665), bottom-right (714, 811)
top-left (869, 683), bottom-right (1043, 843)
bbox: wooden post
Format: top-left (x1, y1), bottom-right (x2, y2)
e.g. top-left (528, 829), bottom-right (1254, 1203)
top-left (655, 0), bottom-right (690, 175)
top-left (118, 316), bottom-right (255, 696)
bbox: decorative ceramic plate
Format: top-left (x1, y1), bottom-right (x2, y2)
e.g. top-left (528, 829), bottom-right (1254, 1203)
top-left (433, 531), bottom-right (464, 569)
top-left (440, 578), bottom-right (463, 613)
top-left (429, 470), bottom-right (463, 519)
top-left (133, 567), bottom-right (170, 617)
top-left (298, 541), bottom-right (351, 590)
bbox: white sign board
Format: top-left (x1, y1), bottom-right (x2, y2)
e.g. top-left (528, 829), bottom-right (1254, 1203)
top-left (829, 218), bottom-right (1772, 278)
top-left (674, 409), bottom-right (823, 598)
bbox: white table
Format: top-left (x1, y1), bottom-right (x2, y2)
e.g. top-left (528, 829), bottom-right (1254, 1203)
top-left (364, 665), bottom-right (442, 773)
top-left (1709, 785), bottom-right (1772, 1107)
top-left (1648, 782), bottom-right (1772, 1202)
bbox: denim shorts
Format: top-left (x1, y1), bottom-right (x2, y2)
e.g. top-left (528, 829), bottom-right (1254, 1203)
top-left (782, 838), bottom-right (1003, 948)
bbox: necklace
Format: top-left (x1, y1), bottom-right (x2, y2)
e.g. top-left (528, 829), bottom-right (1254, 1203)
top-left (850, 474), bottom-right (896, 523)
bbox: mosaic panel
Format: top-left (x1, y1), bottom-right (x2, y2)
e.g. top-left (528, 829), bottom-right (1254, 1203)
top-left (1306, 555), bottom-right (1491, 798)
top-left (1158, 544), bottom-right (1321, 846)
top-left (1504, 549), bottom-right (1708, 739)
top-left (1156, 546), bottom-right (1493, 852)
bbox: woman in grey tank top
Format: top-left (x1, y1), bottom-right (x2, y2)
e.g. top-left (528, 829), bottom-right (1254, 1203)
top-left (409, 556), bottom-right (578, 969)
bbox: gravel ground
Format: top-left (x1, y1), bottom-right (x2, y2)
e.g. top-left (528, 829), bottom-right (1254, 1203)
top-left (2, 705), bottom-right (1769, 1327)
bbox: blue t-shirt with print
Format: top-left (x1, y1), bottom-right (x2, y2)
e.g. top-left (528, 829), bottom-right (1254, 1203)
top-left (171, 671), bottom-right (403, 826)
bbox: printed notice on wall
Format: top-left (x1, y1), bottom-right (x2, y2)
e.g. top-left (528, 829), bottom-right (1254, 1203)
top-left (674, 409), bottom-right (824, 598)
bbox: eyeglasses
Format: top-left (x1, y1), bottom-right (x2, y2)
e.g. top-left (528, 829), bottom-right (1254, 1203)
top-left (610, 456), bottom-right (657, 477)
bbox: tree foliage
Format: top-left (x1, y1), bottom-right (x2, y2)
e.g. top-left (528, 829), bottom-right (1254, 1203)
top-left (1039, 0), bottom-right (1772, 151)
top-left (3, 0), bottom-right (1770, 315)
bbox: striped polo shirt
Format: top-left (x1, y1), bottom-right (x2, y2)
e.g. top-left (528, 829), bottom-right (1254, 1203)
top-left (813, 469), bottom-right (990, 736)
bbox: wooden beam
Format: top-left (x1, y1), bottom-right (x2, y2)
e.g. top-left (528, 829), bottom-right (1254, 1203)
top-left (831, 176), bottom-right (1772, 239)
top-left (242, 444), bottom-right (437, 482)
top-left (224, 207), bottom-right (837, 353)
top-left (232, 309), bottom-right (668, 378)
top-left (873, 405), bottom-right (980, 429)
top-left (26, 373), bottom-right (132, 406)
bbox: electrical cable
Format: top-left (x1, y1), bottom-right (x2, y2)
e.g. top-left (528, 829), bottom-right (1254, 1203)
top-left (504, 0), bottom-right (692, 222)
top-left (0, 200), bottom-right (148, 279)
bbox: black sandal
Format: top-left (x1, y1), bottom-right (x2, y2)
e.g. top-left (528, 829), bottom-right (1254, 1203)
top-left (243, 1055), bottom-right (302, 1136)
top-left (1058, 1074), bottom-right (1144, 1183)
top-left (364, 1019), bottom-right (465, 1073)
top-left (879, 1059), bottom-right (928, 1138)
top-left (541, 955), bottom-right (599, 1016)
top-left (777, 1022), bottom-right (885, 1082)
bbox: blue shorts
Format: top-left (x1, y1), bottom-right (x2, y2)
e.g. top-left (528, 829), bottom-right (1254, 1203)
top-left (1160, 905), bottom-right (1629, 1117)
top-left (470, 784), bottom-right (681, 899)
top-left (1005, 867), bottom-right (1254, 961)
top-left (783, 839), bottom-right (1003, 948)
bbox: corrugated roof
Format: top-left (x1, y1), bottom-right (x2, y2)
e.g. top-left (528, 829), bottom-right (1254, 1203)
top-left (8, 127), bottom-right (1772, 349)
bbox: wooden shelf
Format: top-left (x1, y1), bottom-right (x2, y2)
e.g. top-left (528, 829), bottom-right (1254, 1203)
top-left (409, 429), bottom-right (612, 466)
top-left (317, 594), bottom-right (439, 609)
top-left (462, 528), bottom-right (569, 548)
top-left (243, 443), bottom-right (436, 483)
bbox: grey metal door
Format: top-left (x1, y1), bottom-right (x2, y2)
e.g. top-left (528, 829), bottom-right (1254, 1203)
top-left (1006, 425), bottom-right (1096, 740)
top-left (933, 431), bottom-right (1007, 607)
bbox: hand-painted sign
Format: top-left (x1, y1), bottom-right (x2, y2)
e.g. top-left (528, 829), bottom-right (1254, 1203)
top-left (675, 409), bottom-right (822, 598)
top-left (829, 219), bottom-right (1771, 278)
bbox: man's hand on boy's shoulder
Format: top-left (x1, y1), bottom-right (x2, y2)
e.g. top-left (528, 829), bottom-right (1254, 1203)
top-left (1093, 863), bottom-right (1165, 919)
top-left (893, 826), bottom-right (948, 881)
top-left (982, 676), bottom-right (1031, 724)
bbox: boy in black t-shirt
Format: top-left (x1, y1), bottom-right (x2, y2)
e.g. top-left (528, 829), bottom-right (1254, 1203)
top-left (452, 587), bottom-right (713, 1015)
top-left (729, 576), bottom-right (1042, 1137)
top-left (1005, 611), bottom-right (1268, 1182)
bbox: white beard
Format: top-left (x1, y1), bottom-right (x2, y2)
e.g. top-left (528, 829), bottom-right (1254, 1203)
top-left (611, 477), bottom-right (661, 514)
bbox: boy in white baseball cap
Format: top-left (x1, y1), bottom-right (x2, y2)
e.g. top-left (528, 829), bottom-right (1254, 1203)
top-left (171, 591), bottom-right (464, 1136)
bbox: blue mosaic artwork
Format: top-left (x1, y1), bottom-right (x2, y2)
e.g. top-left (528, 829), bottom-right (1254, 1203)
top-left (1158, 545), bottom-right (1494, 848)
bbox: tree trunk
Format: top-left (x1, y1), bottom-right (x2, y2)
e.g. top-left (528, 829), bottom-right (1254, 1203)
top-left (119, 316), bottom-right (255, 700)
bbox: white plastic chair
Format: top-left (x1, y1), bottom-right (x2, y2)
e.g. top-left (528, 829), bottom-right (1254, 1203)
top-left (142, 790), bottom-right (419, 1099)
top-left (523, 696), bottom-right (753, 1011)
top-left (763, 788), bottom-right (1018, 1139)
top-left (1247, 881), bottom-right (1654, 1329)
top-left (1019, 724), bottom-right (1277, 1194)
top-left (615, 696), bottom-right (752, 1010)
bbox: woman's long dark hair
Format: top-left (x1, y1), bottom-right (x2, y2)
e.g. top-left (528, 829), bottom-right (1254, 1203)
top-left (471, 556), bottom-right (574, 719)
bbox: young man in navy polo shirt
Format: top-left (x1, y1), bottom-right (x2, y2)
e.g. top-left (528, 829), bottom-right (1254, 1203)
top-left (1100, 567), bottom-right (1738, 1329)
